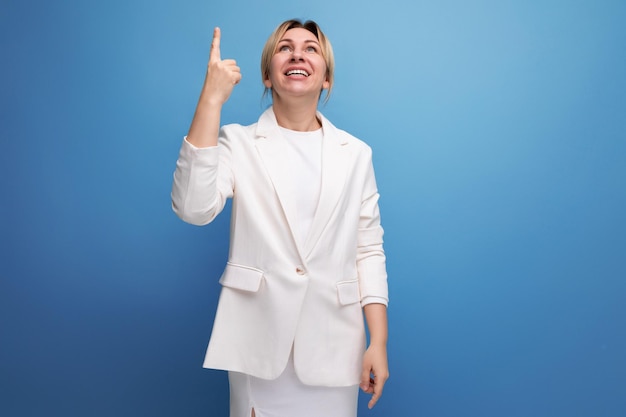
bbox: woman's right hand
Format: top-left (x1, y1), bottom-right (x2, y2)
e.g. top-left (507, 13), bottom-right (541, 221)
top-left (186, 27), bottom-right (240, 147)
top-left (203, 27), bottom-right (242, 106)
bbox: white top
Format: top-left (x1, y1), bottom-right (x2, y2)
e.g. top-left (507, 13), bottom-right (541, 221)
top-left (280, 126), bottom-right (323, 247)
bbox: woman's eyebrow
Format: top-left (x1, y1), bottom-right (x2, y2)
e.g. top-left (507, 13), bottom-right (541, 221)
top-left (279, 38), bottom-right (320, 45)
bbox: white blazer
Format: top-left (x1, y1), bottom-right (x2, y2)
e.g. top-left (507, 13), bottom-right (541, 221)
top-left (171, 107), bottom-right (388, 387)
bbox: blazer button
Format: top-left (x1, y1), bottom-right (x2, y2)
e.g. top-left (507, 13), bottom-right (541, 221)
top-left (295, 266), bottom-right (306, 275)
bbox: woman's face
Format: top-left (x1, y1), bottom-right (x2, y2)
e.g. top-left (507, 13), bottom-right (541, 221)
top-left (264, 28), bottom-right (330, 101)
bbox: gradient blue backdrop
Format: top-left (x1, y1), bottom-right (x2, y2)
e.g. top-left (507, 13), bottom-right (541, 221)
top-left (1, 0), bottom-right (625, 416)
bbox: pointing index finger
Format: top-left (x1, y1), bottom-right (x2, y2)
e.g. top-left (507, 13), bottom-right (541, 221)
top-left (210, 27), bottom-right (221, 62)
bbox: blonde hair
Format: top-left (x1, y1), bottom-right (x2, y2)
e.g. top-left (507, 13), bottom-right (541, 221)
top-left (260, 19), bottom-right (335, 102)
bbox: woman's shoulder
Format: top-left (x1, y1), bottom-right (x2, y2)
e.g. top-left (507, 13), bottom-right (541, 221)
top-left (337, 127), bottom-right (371, 148)
top-left (221, 108), bottom-right (272, 139)
top-left (321, 115), bottom-right (373, 153)
top-left (219, 121), bottom-right (259, 143)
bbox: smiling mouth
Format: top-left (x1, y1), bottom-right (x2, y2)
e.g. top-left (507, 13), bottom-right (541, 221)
top-left (286, 69), bottom-right (309, 76)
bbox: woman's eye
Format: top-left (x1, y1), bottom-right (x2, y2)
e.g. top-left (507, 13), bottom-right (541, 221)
top-left (305, 46), bottom-right (317, 52)
top-left (279, 45), bottom-right (292, 52)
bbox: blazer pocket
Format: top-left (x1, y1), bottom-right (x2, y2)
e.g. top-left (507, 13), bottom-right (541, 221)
top-left (219, 262), bottom-right (264, 292)
top-left (336, 279), bottom-right (361, 306)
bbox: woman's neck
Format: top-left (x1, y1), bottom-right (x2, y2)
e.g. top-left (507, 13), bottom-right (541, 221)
top-left (272, 95), bottom-right (321, 131)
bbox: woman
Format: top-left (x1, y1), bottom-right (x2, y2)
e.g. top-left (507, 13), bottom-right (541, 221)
top-left (172, 19), bottom-right (389, 417)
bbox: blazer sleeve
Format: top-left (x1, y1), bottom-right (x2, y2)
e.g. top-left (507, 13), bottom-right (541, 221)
top-left (171, 129), bottom-right (234, 225)
top-left (356, 149), bottom-right (389, 307)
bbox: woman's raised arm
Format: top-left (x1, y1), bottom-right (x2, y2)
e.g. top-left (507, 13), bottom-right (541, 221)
top-left (186, 27), bottom-right (242, 148)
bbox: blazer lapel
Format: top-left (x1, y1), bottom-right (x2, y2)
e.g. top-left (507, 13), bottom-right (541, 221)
top-left (303, 114), bottom-right (350, 257)
top-left (253, 108), bottom-right (302, 251)
top-left (253, 108), bottom-right (351, 259)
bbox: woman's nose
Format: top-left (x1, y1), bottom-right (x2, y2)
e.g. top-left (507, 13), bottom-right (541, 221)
top-left (290, 49), bottom-right (304, 61)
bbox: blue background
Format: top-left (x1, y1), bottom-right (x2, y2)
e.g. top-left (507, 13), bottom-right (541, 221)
top-left (1, 0), bottom-right (625, 416)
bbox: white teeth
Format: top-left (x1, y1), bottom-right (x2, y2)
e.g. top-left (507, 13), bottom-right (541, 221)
top-left (286, 69), bottom-right (309, 76)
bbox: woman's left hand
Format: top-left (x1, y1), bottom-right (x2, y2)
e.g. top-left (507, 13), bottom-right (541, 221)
top-left (360, 343), bottom-right (389, 409)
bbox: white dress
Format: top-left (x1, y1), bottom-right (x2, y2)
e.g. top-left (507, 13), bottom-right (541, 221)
top-left (227, 127), bottom-right (359, 417)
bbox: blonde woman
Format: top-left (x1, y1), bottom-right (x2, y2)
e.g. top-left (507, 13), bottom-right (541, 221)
top-left (172, 19), bottom-right (389, 417)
